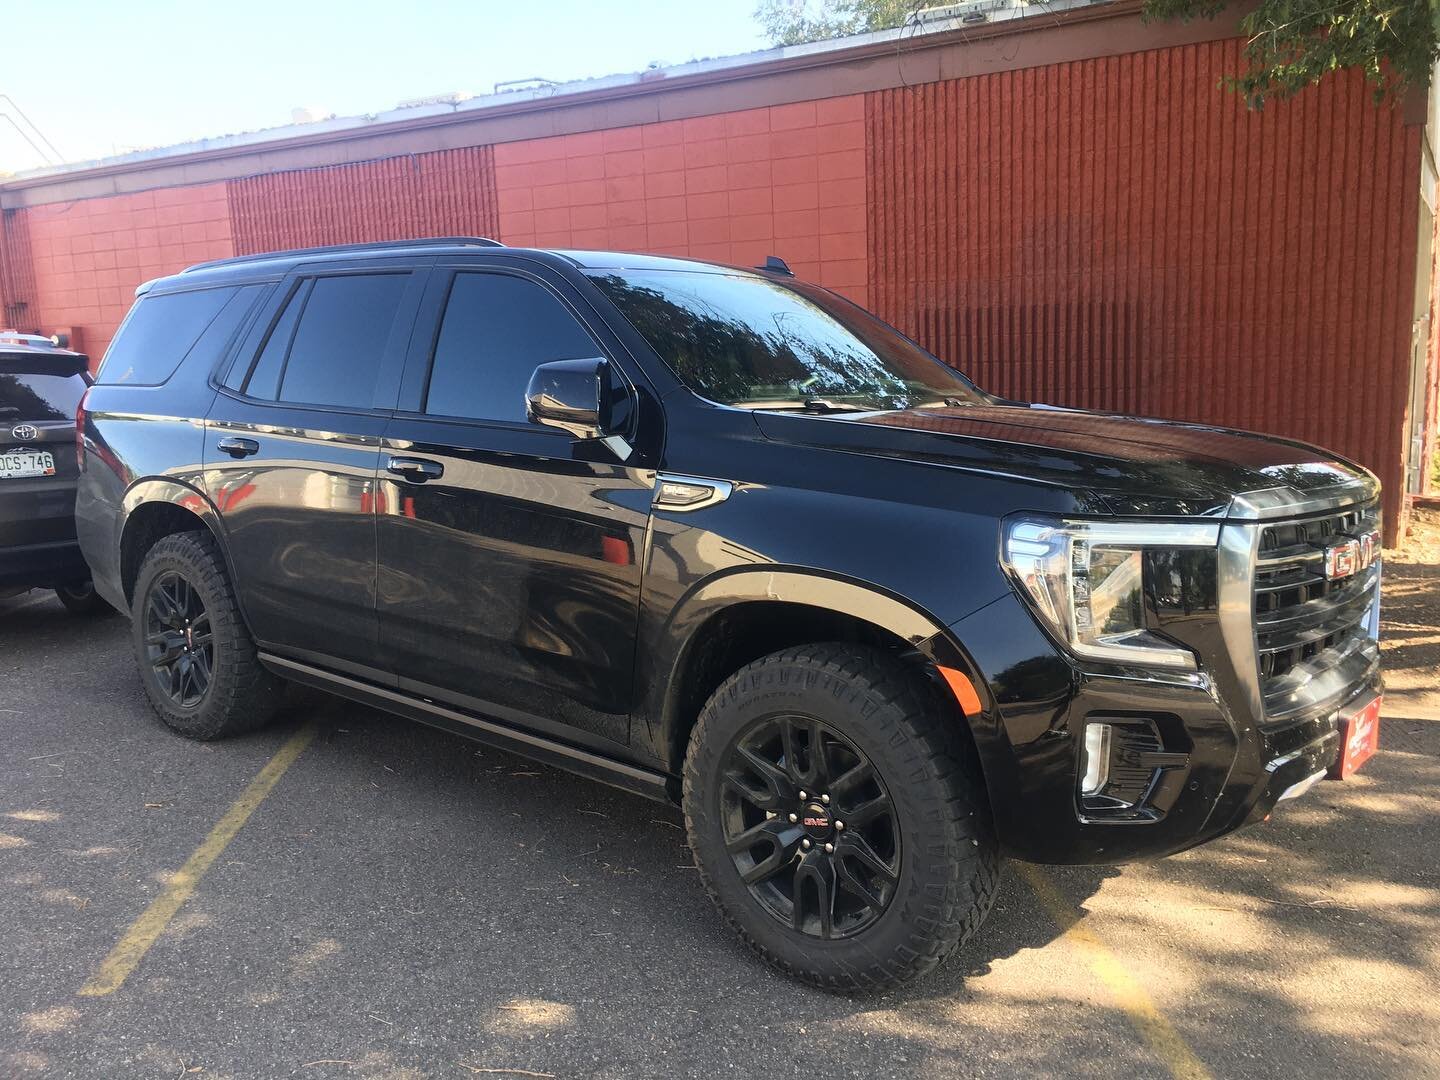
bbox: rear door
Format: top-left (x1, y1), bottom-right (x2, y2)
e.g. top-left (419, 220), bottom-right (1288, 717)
top-left (0, 354), bottom-right (88, 556)
top-left (375, 261), bottom-right (656, 750)
top-left (204, 259), bottom-right (429, 681)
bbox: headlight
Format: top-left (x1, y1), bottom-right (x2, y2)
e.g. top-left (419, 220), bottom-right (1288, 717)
top-left (1002, 516), bottom-right (1220, 670)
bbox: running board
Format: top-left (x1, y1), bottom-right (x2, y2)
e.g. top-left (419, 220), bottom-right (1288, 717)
top-left (259, 652), bottom-right (672, 803)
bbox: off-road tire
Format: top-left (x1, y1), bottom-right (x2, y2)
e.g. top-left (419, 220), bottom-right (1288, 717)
top-left (131, 530), bottom-right (283, 740)
top-left (54, 580), bottom-right (112, 616)
top-left (683, 642), bottom-right (1000, 992)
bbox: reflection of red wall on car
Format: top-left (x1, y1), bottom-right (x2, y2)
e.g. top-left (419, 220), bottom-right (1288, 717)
top-left (0, 10), bottom-right (1431, 543)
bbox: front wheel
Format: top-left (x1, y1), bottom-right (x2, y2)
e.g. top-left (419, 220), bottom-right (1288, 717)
top-left (131, 531), bottom-right (283, 740)
top-left (683, 643), bottom-right (999, 991)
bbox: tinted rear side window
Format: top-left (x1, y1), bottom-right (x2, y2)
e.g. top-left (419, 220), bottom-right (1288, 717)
top-left (0, 373), bottom-right (86, 421)
top-left (276, 274), bottom-right (408, 409)
top-left (97, 286), bottom-right (240, 386)
top-left (239, 280), bottom-right (308, 399)
top-left (424, 272), bottom-right (597, 423)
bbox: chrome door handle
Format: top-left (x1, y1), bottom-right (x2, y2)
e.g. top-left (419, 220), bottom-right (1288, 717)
top-left (386, 456), bottom-right (444, 481)
top-left (216, 436), bottom-right (259, 458)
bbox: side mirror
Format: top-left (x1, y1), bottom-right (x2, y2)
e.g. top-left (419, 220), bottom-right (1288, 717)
top-left (528, 357), bottom-right (633, 442)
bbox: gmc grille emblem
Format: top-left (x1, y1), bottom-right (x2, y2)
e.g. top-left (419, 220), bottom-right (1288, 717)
top-left (1324, 530), bottom-right (1380, 581)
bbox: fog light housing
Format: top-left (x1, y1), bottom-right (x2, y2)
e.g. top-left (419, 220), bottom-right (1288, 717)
top-left (1081, 723), bottom-right (1113, 796)
top-left (1077, 716), bottom-right (1191, 821)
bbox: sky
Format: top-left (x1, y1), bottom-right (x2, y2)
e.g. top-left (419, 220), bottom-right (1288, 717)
top-left (0, 0), bottom-right (772, 174)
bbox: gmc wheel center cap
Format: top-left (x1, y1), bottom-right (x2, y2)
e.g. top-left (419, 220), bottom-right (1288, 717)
top-left (800, 802), bottom-right (833, 838)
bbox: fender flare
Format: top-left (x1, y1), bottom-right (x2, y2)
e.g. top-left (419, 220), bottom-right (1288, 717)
top-left (117, 477), bottom-right (247, 619)
top-left (654, 567), bottom-right (962, 764)
top-left (120, 476), bottom-right (224, 545)
top-left (664, 567), bottom-right (949, 648)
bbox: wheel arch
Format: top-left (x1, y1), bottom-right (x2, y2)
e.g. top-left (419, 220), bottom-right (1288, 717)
top-left (118, 479), bottom-right (237, 610)
top-left (655, 569), bottom-right (994, 787)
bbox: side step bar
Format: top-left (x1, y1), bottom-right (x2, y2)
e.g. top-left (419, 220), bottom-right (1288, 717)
top-left (259, 653), bottom-right (672, 803)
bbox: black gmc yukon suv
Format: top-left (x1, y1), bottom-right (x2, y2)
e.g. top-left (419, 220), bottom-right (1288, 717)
top-left (1, 332), bottom-right (108, 614)
top-left (76, 238), bottom-right (1383, 990)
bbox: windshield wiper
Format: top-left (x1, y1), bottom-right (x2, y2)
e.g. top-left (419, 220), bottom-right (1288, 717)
top-left (741, 398), bottom-right (870, 414)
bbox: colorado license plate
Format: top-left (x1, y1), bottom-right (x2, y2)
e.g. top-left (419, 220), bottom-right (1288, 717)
top-left (0, 449), bottom-right (55, 479)
top-left (1331, 693), bottom-right (1381, 780)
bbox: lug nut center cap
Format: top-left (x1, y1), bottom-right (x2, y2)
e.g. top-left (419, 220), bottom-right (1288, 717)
top-left (799, 802), bottom-right (833, 839)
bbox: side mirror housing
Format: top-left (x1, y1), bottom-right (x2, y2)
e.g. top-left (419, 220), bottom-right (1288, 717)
top-left (526, 358), bottom-right (612, 440)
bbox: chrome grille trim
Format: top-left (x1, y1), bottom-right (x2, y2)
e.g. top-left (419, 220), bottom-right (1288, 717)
top-left (1217, 498), bottom-right (1381, 728)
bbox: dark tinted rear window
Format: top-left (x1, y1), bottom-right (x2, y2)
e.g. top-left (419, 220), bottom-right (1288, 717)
top-left (0, 373), bottom-right (86, 422)
top-left (238, 280), bottom-right (308, 399)
top-left (273, 274), bottom-right (408, 409)
top-left (98, 286), bottom-right (242, 386)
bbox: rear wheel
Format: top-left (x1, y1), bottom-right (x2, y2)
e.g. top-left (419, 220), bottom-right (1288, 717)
top-left (131, 531), bottom-right (282, 740)
top-left (683, 643), bottom-right (999, 991)
top-left (54, 580), bottom-right (112, 616)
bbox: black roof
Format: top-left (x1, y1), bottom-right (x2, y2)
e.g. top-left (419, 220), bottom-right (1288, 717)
top-left (143, 237), bottom-right (786, 297)
top-left (182, 236), bottom-right (504, 274)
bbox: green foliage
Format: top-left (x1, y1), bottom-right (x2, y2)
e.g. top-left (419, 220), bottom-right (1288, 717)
top-left (753, 0), bottom-right (1437, 108)
top-left (754, 0), bottom-right (915, 46)
top-left (1143, 0), bottom-right (1439, 107)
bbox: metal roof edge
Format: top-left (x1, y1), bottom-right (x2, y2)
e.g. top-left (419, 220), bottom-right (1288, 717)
top-left (0, 0), bottom-right (1142, 194)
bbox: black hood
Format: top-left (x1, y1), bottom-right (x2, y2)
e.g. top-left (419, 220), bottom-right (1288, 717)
top-left (752, 403), bottom-right (1379, 518)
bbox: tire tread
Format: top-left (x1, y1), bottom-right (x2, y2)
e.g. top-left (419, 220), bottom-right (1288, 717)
top-left (682, 642), bottom-right (1000, 992)
top-left (131, 530), bottom-right (282, 740)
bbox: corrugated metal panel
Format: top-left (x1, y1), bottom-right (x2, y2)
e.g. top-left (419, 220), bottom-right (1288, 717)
top-left (866, 41), bottom-right (1421, 538)
top-left (0, 208), bottom-right (34, 328)
top-left (227, 146), bottom-right (500, 254)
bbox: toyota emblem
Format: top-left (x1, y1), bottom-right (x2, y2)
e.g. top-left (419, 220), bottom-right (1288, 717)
top-left (10, 424), bottom-right (38, 441)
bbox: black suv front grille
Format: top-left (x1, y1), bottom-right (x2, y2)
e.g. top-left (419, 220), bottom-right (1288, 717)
top-left (1252, 502), bottom-right (1381, 722)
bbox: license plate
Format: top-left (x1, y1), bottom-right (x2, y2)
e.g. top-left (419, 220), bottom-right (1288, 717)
top-left (0, 449), bottom-right (55, 479)
top-left (1331, 693), bottom-right (1381, 779)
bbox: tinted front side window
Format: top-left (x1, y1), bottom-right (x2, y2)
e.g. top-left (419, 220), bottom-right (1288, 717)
top-left (270, 274), bottom-right (408, 409)
top-left (425, 273), bottom-right (597, 423)
top-left (98, 286), bottom-right (238, 386)
top-left (0, 373), bottom-right (86, 421)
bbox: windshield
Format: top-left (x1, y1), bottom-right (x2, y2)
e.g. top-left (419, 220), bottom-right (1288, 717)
top-left (587, 269), bottom-right (988, 412)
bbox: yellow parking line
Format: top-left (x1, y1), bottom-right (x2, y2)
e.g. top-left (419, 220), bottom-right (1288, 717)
top-left (1018, 863), bottom-right (1213, 1080)
top-left (78, 722), bottom-right (318, 997)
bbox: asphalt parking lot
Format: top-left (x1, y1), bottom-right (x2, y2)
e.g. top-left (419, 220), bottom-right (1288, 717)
top-left (3, 549), bottom-right (1438, 1079)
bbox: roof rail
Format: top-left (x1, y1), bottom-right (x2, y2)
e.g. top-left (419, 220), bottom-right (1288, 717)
top-left (183, 236), bottom-right (504, 274)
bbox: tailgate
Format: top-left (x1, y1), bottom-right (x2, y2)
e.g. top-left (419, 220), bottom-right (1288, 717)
top-left (0, 370), bottom-right (83, 548)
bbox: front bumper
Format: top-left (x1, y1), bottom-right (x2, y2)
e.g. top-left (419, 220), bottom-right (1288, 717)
top-left (928, 590), bottom-right (1379, 865)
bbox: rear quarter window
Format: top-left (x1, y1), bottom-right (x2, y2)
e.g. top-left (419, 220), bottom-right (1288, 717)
top-left (98, 285), bottom-right (260, 387)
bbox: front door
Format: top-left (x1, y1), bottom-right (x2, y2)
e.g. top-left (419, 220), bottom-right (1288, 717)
top-left (204, 264), bottom-right (428, 680)
top-left (376, 265), bottom-right (654, 750)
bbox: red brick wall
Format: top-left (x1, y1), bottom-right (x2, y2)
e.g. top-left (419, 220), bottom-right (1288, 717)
top-left (0, 53), bottom-right (1425, 529)
top-left (0, 208), bottom-right (36, 329)
top-left (228, 147), bottom-right (499, 256)
top-left (866, 44), bottom-right (1421, 537)
top-left (493, 97), bottom-right (869, 305)
top-left (20, 183), bottom-right (234, 361)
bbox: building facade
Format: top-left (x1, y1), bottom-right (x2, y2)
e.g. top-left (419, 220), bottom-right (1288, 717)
top-left (1, 1), bottom-right (1434, 540)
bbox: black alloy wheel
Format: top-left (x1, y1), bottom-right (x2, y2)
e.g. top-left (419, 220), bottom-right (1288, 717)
top-left (142, 570), bottom-right (214, 708)
top-left (721, 714), bottom-right (901, 939)
top-left (131, 530), bottom-right (283, 740)
top-left (684, 643), bottom-right (1000, 991)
